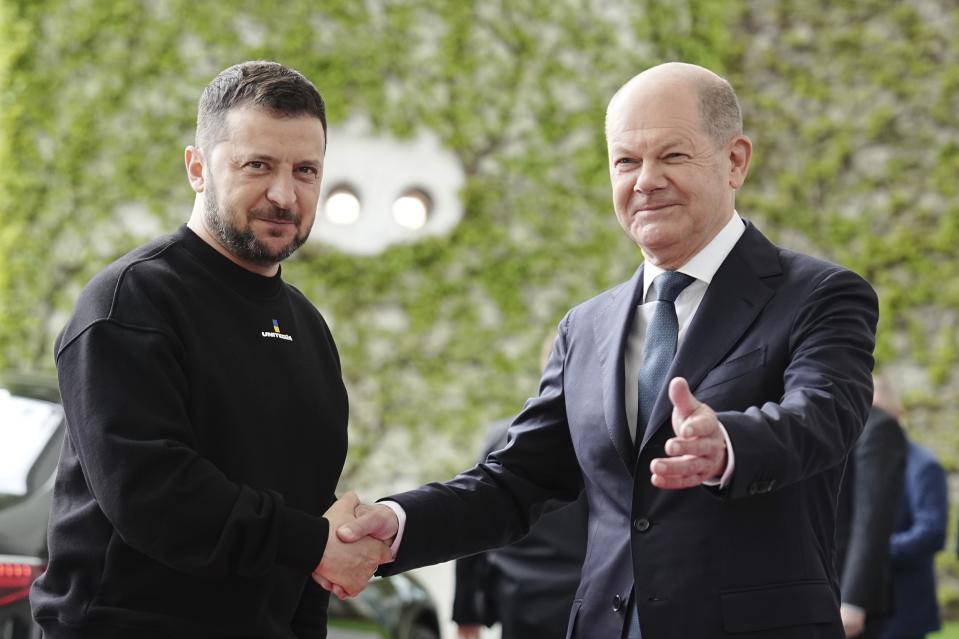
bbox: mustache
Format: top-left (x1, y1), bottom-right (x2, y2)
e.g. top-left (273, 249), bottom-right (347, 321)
top-left (252, 206), bottom-right (299, 224)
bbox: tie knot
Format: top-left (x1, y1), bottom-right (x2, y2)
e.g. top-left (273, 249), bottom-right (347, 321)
top-left (651, 271), bottom-right (695, 303)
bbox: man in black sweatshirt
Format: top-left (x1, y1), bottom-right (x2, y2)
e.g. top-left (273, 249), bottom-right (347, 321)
top-left (29, 61), bottom-right (389, 639)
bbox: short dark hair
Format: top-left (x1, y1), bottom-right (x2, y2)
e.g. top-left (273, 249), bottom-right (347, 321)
top-left (195, 61), bottom-right (327, 151)
top-left (698, 77), bottom-right (742, 146)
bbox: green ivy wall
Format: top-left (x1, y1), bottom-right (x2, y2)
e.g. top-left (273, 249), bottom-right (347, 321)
top-left (3, 1), bottom-right (959, 595)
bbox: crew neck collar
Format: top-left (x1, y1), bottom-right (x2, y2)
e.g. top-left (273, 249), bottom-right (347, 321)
top-left (175, 225), bottom-right (284, 299)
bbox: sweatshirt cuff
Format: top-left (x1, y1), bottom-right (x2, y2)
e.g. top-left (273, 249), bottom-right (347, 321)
top-left (276, 504), bottom-right (328, 572)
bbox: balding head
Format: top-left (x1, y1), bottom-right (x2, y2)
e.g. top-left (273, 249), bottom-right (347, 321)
top-left (603, 62), bottom-right (752, 269)
top-left (606, 62), bottom-right (742, 148)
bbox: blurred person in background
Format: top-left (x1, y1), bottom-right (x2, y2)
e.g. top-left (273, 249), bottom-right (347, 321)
top-left (332, 61), bottom-right (878, 639)
top-left (29, 61), bottom-right (388, 639)
top-left (453, 335), bottom-right (587, 639)
top-left (835, 375), bottom-right (907, 638)
top-left (874, 376), bottom-right (948, 639)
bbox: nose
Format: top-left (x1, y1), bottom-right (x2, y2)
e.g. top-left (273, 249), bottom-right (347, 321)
top-left (633, 161), bottom-right (667, 193)
top-left (266, 173), bottom-right (297, 210)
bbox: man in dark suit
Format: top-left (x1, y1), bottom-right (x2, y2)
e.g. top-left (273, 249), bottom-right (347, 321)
top-left (453, 418), bottom-right (588, 639)
top-left (835, 394), bottom-right (907, 637)
top-left (327, 62), bottom-right (878, 639)
top-left (874, 378), bottom-right (948, 639)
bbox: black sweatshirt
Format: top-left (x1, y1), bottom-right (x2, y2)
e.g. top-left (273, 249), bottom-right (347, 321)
top-left (31, 226), bottom-right (348, 639)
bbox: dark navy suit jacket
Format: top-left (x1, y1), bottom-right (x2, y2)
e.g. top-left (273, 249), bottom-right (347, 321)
top-left (881, 442), bottom-right (947, 639)
top-left (381, 222), bottom-right (878, 639)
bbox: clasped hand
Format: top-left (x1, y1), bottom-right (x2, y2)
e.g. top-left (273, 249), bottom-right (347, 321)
top-left (313, 491), bottom-right (400, 599)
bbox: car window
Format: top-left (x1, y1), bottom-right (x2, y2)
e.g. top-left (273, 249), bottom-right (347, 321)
top-left (0, 388), bottom-right (62, 498)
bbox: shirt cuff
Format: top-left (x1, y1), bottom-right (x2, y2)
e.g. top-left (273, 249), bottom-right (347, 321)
top-left (379, 500), bottom-right (407, 560)
top-left (702, 420), bottom-right (735, 488)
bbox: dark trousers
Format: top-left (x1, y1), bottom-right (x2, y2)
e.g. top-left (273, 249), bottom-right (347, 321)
top-left (859, 617), bottom-right (887, 639)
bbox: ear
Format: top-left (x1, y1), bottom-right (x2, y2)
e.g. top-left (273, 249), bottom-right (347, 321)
top-left (184, 145), bottom-right (206, 193)
top-left (727, 134), bottom-right (752, 189)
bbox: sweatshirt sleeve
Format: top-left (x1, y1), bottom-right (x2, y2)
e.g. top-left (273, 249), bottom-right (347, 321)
top-left (291, 579), bottom-right (331, 638)
top-left (55, 319), bottom-right (329, 577)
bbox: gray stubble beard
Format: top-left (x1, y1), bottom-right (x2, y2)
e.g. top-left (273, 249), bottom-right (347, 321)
top-left (203, 175), bottom-right (308, 266)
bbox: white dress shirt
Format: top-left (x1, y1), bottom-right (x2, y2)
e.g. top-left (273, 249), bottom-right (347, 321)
top-left (626, 211), bottom-right (745, 486)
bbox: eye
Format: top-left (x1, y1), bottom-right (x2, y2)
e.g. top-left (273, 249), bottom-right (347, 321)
top-left (297, 166), bottom-right (319, 176)
top-left (614, 157), bottom-right (637, 167)
top-left (246, 161), bottom-right (267, 170)
top-left (663, 152), bottom-right (689, 162)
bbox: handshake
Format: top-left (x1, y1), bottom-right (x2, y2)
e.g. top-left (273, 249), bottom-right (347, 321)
top-left (312, 492), bottom-right (400, 599)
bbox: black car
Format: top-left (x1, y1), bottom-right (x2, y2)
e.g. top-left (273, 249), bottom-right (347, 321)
top-left (0, 373), bottom-right (440, 639)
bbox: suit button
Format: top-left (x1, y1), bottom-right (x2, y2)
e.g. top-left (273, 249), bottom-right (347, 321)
top-left (612, 594), bottom-right (624, 612)
top-left (633, 517), bottom-right (651, 533)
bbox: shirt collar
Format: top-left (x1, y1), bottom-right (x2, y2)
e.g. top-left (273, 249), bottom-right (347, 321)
top-left (642, 211), bottom-right (746, 301)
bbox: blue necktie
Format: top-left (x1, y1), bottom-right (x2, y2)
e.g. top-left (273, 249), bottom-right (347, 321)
top-left (637, 271), bottom-right (695, 440)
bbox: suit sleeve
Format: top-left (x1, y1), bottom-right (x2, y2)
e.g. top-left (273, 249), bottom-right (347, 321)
top-left (890, 454), bottom-right (947, 565)
top-left (56, 320), bottom-right (329, 577)
top-left (381, 313), bottom-right (583, 574)
top-left (718, 267), bottom-right (879, 499)
top-left (840, 410), bottom-right (906, 610)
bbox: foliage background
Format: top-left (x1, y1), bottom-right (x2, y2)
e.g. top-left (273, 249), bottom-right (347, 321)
top-left (3, 0), bottom-right (959, 615)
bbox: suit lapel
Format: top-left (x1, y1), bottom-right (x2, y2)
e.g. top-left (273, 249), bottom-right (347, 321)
top-left (638, 224), bottom-right (781, 452)
top-left (593, 265), bottom-right (644, 470)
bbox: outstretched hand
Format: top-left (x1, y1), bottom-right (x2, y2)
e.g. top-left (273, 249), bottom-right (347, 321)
top-left (313, 492), bottom-right (392, 599)
top-left (650, 377), bottom-right (727, 489)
